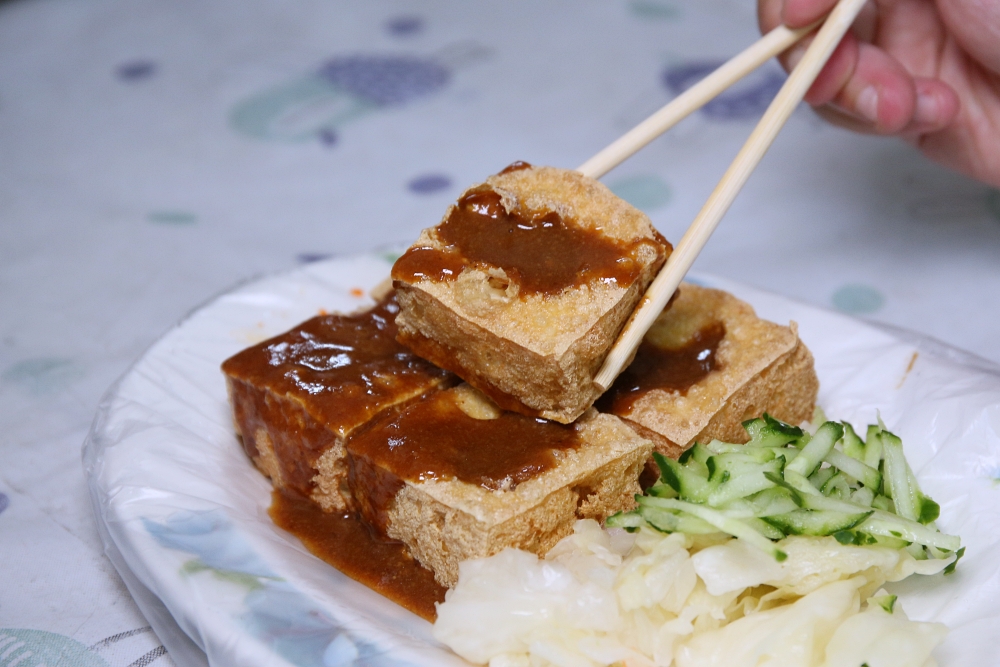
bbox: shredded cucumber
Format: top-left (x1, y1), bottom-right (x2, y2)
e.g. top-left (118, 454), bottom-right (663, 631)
top-left (869, 594), bottom-right (898, 613)
top-left (609, 414), bottom-right (962, 568)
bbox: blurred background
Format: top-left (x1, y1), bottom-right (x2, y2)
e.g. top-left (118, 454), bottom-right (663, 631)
top-left (2, 1), bottom-right (999, 665)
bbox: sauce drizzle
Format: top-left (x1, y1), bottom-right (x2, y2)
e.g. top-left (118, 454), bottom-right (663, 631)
top-left (597, 322), bottom-right (726, 415)
top-left (498, 160), bottom-right (532, 174)
top-left (222, 293), bottom-right (450, 439)
top-left (392, 184), bottom-right (661, 295)
top-left (348, 389), bottom-right (583, 491)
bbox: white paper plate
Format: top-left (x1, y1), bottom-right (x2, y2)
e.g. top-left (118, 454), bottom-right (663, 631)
top-left (84, 253), bottom-right (1000, 667)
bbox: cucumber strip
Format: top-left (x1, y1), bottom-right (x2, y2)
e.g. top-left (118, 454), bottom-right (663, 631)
top-left (783, 469), bottom-right (824, 496)
top-left (800, 492), bottom-right (883, 515)
top-left (789, 430), bottom-right (811, 451)
top-left (841, 422), bottom-right (866, 461)
top-left (833, 531), bottom-right (909, 549)
top-left (678, 442), bottom-right (711, 466)
top-left (808, 466), bottom-right (837, 489)
top-left (820, 472), bottom-right (853, 500)
top-left (654, 452), bottom-right (715, 503)
top-left (905, 464), bottom-right (942, 524)
top-left (872, 494), bottom-right (894, 512)
top-left (850, 486), bottom-right (875, 507)
top-left (638, 504), bottom-right (719, 535)
top-left (763, 509), bottom-right (871, 536)
top-left (646, 480), bottom-right (678, 499)
top-left (743, 414), bottom-right (804, 448)
top-left (763, 471), bottom-right (807, 504)
top-left (705, 443), bottom-right (778, 462)
top-left (718, 489), bottom-right (800, 519)
top-left (686, 456), bottom-right (711, 480)
top-left (655, 452), bottom-right (684, 493)
top-left (708, 460), bottom-right (783, 506)
top-left (744, 486), bottom-right (802, 516)
top-left (793, 493), bottom-right (960, 551)
top-left (703, 456), bottom-right (719, 484)
top-left (709, 452), bottom-right (781, 479)
top-left (786, 421), bottom-right (844, 477)
top-left (764, 413), bottom-right (805, 436)
top-left (677, 445), bottom-right (695, 464)
top-left (925, 544), bottom-right (948, 560)
top-left (868, 533), bottom-right (911, 549)
top-left (773, 447), bottom-right (801, 465)
top-left (864, 424), bottom-right (885, 469)
top-left (825, 448), bottom-right (882, 490)
top-left (881, 431), bottom-right (920, 521)
top-left (639, 496), bottom-right (786, 561)
top-left (856, 512), bottom-right (961, 552)
top-left (704, 439), bottom-right (743, 455)
top-left (744, 517), bottom-right (786, 540)
top-left (605, 510), bottom-right (646, 531)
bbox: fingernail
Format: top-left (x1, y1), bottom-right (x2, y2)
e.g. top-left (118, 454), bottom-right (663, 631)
top-left (855, 86), bottom-right (879, 123)
top-left (914, 90), bottom-right (939, 125)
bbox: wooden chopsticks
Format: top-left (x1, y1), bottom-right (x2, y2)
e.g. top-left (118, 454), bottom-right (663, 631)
top-left (593, 0), bottom-right (871, 391)
top-left (577, 21), bottom-right (819, 180)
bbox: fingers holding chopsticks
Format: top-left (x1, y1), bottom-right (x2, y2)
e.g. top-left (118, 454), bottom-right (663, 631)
top-left (758, 0), bottom-right (960, 136)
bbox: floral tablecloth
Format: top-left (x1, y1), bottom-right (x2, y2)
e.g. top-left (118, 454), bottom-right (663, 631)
top-left (3, 1), bottom-right (1000, 666)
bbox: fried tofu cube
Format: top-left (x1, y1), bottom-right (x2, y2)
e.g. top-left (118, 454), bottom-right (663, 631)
top-left (597, 283), bottom-right (818, 459)
top-left (392, 164), bottom-right (671, 424)
top-left (345, 384), bottom-right (652, 587)
top-left (222, 293), bottom-right (453, 512)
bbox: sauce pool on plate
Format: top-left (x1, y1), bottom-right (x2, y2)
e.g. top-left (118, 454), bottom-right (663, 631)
top-left (269, 490), bottom-right (446, 621)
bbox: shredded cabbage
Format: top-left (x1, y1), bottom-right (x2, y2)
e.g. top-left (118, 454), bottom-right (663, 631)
top-left (433, 520), bottom-right (950, 667)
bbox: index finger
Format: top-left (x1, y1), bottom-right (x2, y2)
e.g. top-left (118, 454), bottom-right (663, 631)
top-left (757, 0), bottom-right (834, 35)
top-left (783, 0), bottom-right (841, 27)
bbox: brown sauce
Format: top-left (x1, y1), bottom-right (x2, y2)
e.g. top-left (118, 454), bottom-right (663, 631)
top-left (498, 160), bottom-right (532, 174)
top-left (347, 453), bottom-right (404, 535)
top-left (269, 490), bottom-right (445, 622)
top-left (221, 293), bottom-right (451, 439)
top-left (597, 321), bottom-right (726, 415)
top-left (389, 246), bottom-right (466, 284)
top-left (392, 183), bottom-right (661, 296)
top-left (227, 380), bottom-right (332, 492)
top-left (347, 389), bottom-right (583, 491)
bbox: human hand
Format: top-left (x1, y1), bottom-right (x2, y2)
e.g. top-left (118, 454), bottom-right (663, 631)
top-left (759, 0), bottom-right (1000, 188)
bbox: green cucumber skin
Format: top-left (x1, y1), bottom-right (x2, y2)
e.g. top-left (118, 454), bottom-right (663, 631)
top-left (615, 416), bottom-right (961, 568)
top-left (786, 421), bottom-right (844, 477)
top-left (763, 509), bottom-right (872, 536)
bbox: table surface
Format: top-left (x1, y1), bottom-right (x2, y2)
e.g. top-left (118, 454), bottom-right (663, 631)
top-left (3, 1), bottom-right (999, 666)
